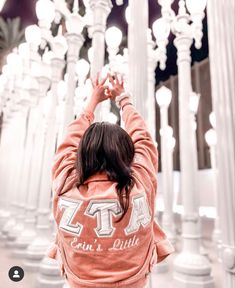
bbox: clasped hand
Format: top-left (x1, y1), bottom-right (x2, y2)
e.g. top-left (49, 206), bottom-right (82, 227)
top-left (91, 73), bottom-right (124, 105)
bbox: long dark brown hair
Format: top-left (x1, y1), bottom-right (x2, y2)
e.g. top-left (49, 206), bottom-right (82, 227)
top-left (76, 122), bottom-right (135, 221)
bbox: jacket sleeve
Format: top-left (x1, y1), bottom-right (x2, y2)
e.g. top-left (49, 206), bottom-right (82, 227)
top-left (121, 104), bottom-right (158, 186)
top-left (153, 220), bottom-right (175, 263)
top-left (46, 233), bottom-right (65, 276)
top-left (52, 110), bottom-right (94, 195)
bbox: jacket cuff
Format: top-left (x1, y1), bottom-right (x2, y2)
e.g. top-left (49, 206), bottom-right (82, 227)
top-left (156, 238), bottom-right (175, 257)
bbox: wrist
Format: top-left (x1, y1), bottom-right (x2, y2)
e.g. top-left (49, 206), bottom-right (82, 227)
top-left (115, 92), bottom-right (132, 108)
top-left (85, 99), bottom-right (97, 113)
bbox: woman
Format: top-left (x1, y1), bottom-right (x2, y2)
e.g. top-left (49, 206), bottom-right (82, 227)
top-left (48, 73), bottom-right (174, 288)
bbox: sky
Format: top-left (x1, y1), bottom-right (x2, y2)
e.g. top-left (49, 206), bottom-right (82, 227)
top-left (0, 0), bottom-right (208, 84)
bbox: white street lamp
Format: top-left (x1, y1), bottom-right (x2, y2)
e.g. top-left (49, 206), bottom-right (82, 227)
top-left (105, 26), bottom-right (123, 71)
top-left (36, 0), bottom-right (55, 24)
top-left (51, 27), bottom-right (68, 59)
top-left (105, 26), bottom-right (122, 50)
top-left (185, 0), bottom-right (207, 14)
top-left (156, 87), bottom-right (176, 260)
top-left (152, 17), bottom-right (171, 43)
top-left (205, 129), bottom-right (217, 147)
top-left (106, 112), bottom-right (118, 124)
top-left (152, 17), bottom-right (170, 70)
top-left (57, 80), bottom-right (67, 102)
top-left (76, 59), bottom-right (90, 85)
top-left (36, 0), bottom-right (55, 48)
top-left (209, 111), bottom-right (216, 128)
top-left (155, 85), bottom-right (172, 107)
top-left (0, 0), bottom-right (7, 11)
top-left (65, 0), bottom-right (84, 34)
top-left (155, 0), bottom-right (212, 285)
top-left (189, 91), bottom-right (200, 113)
top-left (125, 6), bottom-right (130, 24)
top-left (25, 25), bottom-right (42, 47)
top-left (88, 46), bottom-right (94, 63)
top-left (205, 128), bottom-right (221, 253)
top-left (18, 43), bottom-right (29, 59)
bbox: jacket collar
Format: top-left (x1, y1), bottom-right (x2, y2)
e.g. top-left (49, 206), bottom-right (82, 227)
top-left (83, 172), bottom-right (112, 184)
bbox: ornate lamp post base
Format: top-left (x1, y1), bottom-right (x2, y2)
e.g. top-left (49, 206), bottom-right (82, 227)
top-left (13, 228), bottom-right (37, 257)
top-left (153, 260), bottom-right (169, 273)
top-left (24, 224), bottom-right (52, 271)
top-left (36, 257), bottom-right (64, 288)
top-left (1, 218), bottom-right (15, 244)
top-left (174, 253), bottom-right (214, 288)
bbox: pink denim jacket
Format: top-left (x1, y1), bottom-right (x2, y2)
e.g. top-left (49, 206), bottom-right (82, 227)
top-left (48, 103), bottom-right (174, 288)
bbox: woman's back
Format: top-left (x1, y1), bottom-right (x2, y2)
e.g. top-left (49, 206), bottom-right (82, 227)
top-left (48, 74), bottom-right (174, 288)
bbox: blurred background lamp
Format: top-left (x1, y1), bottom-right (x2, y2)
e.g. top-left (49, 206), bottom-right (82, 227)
top-left (57, 80), bottom-right (67, 101)
top-left (105, 26), bottom-right (123, 49)
top-left (168, 136), bottom-right (176, 150)
top-left (106, 112), bottom-right (118, 124)
top-left (205, 128), bottom-right (217, 146)
top-left (76, 59), bottom-right (90, 79)
top-left (36, 0), bottom-right (55, 23)
top-left (25, 25), bottom-right (42, 45)
top-left (152, 17), bottom-right (170, 42)
top-left (185, 0), bottom-right (207, 14)
top-left (0, 0), bottom-right (7, 12)
top-left (189, 92), bottom-right (200, 113)
top-left (209, 111), bottom-right (216, 128)
top-left (52, 26), bottom-right (68, 58)
top-left (88, 47), bottom-right (94, 63)
top-left (125, 6), bottom-right (130, 24)
top-left (155, 86), bottom-right (172, 107)
top-left (18, 43), bottom-right (29, 59)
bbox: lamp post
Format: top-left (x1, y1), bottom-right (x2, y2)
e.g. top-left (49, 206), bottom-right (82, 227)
top-left (61, 0), bottom-right (84, 138)
top-left (14, 54), bottom-right (51, 257)
top-left (24, 31), bottom-right (66, 271)
top-left (207, 1), bottom-right (235, 286)
top-left (7, 26), bottom-right (41, 247)
top-left (154, 0), bottom-right (214, 286)
top-left (36, 0), bottom-right (55, 48)
top-left (105, 26), bottom-right (123, 72)
top-left (3, 50), bottom-right (35, 247)
top-left (156, 86), bottom-right (176, 251)
top-left (205, 125), bottom-right (221, 251)
top-left (89, 0), bottom-right (112, 121)
top-left (128, 0), bottom-right (148, 117)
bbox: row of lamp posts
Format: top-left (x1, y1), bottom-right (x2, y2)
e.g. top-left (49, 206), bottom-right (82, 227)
top-left (0, 0), bottom-right (229, 287)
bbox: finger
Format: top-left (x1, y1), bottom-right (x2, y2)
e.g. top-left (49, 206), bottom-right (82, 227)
top-left (90, 77), bottom-right (95, 88)
top-left (102, 85), bottom-right (109, 91)
top-left (120, 74), bottom-right (124, 86)
top-left (108, 75), bottom-right (115, 86)
top-left (115, 72), bottom-right (120, 85)
top-left (96, 72), bottom-right (100, 86)
top-left (100, 75), bottom-right (108, 86)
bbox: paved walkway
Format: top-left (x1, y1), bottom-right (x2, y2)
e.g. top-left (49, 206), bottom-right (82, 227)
top-left (0, 239), bottom-right (222, 288)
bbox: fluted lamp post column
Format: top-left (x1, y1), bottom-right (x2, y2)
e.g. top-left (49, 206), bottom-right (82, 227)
top-left (89, 0), bottom-right (112, 120)
top-left (14, 53), bottom-right (51, 257)
top-left (155, 0), bottom-right (214, 286)
top-left (155, 86), bottom-right (176, 273)
top-left (128, 0), bottom-right (148, 117)
top-left (105, 26), bottom-right (122, 73)
top-left (61, 0), bottom-right (84, 137)
top-left (205, 126), bottom-right (221, 250)
top-left (36, 0), bottom-right (55, 49)
top-left (25, 32), bottom-right (67, 272)
top-left (74, 58), bottom-right (90, 118)
top-left (3, 51), bottom-right (32, 246)
top-left (8, 26), bottom-right (42, 250)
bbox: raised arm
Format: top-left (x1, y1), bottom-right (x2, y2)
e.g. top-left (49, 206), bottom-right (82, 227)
top-left (120, 97), bottom-right (158, 183)
top-left (108, 74), bottom-right (158, 186)
top-left (52, 75), bottom-right (109, 195)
